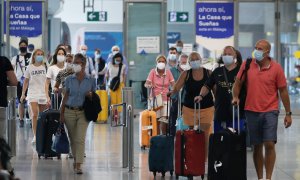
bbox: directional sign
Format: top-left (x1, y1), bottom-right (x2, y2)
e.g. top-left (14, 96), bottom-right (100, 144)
top-left (87, 12), bottom-right (99, 21)
top-left (168, 12), bottom-right (189, 22)
top-left (87, 11), bottom-right (107, 22)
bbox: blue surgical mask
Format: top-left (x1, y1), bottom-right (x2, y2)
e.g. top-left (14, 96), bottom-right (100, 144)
top-left (168, 54), bottom-right (177, 61)
top-left (35, 55), bottom-right (44, 63)
top-left (189, 60), bottom-right (201, 69)
top-left (176, 47), bottom-right (183, 53)
top-left (253, 49), bottom-right (264, 61)
top-left (222, 55), bottom-right (234, 65)
top-left (115, 60), bottom-right (120, 65)
top-left (112, 51), bottom-right (119, 56)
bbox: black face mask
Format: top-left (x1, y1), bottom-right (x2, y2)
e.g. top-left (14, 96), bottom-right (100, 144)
top-left (19, 47), bottom-right (27, 53)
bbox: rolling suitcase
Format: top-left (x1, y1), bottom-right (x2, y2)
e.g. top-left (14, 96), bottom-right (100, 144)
top-left (96, 89), bottom-right (108, 123)
top-left (175, 103), bottom-right (205, 180)
top-left (139, 110), bottom-right (158, 149)
top-left (148, 99), bottom-right (174, 177)
top-left (208, 106), bottom-right (247, 180)
top-left (36, 93), bottom-right (61, 159)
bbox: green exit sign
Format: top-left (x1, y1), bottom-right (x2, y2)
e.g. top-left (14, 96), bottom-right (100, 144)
top-left (87, 11), bottom-right (107, 22)
top-left (168, 12), bottom-right (189, 22)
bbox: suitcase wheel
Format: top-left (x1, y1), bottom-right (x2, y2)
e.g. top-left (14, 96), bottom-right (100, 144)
top-left (141, 146), bottom-right (146, 150)
top-left (170, 171), bottom-right (173, 176)
top-left (57, 154), bottom-right (61, 159)
top-left (201, 175), bottom-right (204, 180)
top-left (175, 175), bottom-right (179, 179)
top-left (153, 171), bottom-right (156, 177)
top-left (187, 175), bottom-right (193, 180)
top-left (161, 171), bottom-right (165, 177)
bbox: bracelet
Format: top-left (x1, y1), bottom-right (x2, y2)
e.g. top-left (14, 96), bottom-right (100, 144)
top-left (199, 94), bottom-right (204, 99)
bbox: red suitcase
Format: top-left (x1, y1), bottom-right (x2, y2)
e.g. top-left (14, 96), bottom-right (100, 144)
top-left (175, 103), bottom-right (205, 180)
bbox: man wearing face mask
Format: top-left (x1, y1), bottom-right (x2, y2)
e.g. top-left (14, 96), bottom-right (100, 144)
top-left (176, 40), bottom-right (184, 56)
top-left (79, 45), bottom-right (96, 78)
top-left (10, 39), bottom-right (32, 128)
top-left (168, 53), bottom-right (190, 136)
top-left (94, 49), bottom-right (106, 89)
top-left (107, 45), bottom-right (128, 75)
top-left (232, 39), bottom-right (292, 180)
top-left (195, 46), bottom-right (244, 132)
top-left (167, 47), bottom-right (178, 69)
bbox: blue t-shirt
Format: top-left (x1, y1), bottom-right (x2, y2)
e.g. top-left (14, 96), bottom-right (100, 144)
top-left (65, 74), bottom-right (96, 107)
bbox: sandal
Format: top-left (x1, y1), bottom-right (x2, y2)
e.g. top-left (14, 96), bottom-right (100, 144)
top-left (75, 168), bottom-right (83, 174)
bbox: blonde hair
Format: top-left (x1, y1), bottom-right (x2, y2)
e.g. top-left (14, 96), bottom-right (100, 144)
top-left (155, 55), bottom-right (167, 63)
top-left (188, 51), bottom-right (201, 62)
top-left (31, 49), bottom-right (45, 65)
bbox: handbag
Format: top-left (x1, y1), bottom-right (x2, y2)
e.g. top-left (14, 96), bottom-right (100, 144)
top-left (109, 64), bottom-right (123, 91)
top-left (148, 71), bottom-right (165, 111)
top-left (51, 123), bottom-right (70, 154)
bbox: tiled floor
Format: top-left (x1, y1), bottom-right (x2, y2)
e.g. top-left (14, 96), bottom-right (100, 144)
top-left (10, 113), bottom-right (300, 180)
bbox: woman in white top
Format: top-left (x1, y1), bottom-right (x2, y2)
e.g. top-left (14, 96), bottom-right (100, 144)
top-left (106, 53), bottom-right (126, 111)
top-left (20, 49), bottom-right (48, 144)
top-left (45, 47), bottom-right (66, 105)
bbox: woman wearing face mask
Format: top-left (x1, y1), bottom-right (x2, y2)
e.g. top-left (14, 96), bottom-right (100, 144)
top-left (194, 46), bottom-right (244, 133)
top-left (20, 49), bottom-right (48, 144)
top-left (60, 53), bottom-right (96, 174)
top-left (45, 47), bottom-right (66, 106)
top-left (145, 55), bottom-right (175, 135)
top-left (106, 53), bottom-right (126, 110)
top-left (94, 49), bottom-right (106, 89)
top-left (168, 51), bottom-right (214, 158)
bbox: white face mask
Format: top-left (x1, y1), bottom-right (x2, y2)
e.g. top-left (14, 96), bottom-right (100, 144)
top-left (189, 60), bottom-right (201, 69)
top-left (80, 50), bottom-right (87, 56)
top-left (112, 50), bottom-right (119, 56)
top-left (73, 64), bottom-right (82, 73)
top-left (156, 62), bottom-right (166, 70)
top-left (180, 64), bottom-right (190, 71)
top-left (57, 55), bottom-right (65, 63)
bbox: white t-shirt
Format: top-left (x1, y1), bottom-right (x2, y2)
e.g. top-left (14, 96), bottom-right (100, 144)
top-left (11, 55), bottom-right (29, 81)
top-left (24, 64), bottom-right (47, 99)
top-left (46, 65), bottom-right (64, 89)
top-left (107, 62), bottom-right (126, 84)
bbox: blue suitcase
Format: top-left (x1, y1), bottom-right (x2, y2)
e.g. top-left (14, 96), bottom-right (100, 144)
top-left (148, 99), bottom-right (174, 177)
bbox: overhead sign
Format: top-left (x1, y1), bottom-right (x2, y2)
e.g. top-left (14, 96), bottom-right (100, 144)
top-left (136, 36), bottom-right (160, 54)
top-left (167, 32), bottom-right (181, 44)
top-left (196, 2), bottom-right (234, 53)
top-left (168, 12), bottom-right (189, 22)
top-left (87, 11), bottom-right (107, 22)
top-left (4, 1), bottom-right (43, 37)
top-left (196, 2), bottom-right (234, 39)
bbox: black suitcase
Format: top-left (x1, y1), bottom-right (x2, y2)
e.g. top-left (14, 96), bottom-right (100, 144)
top-left (208, 106), bottom-right (247, 180)
top-left (148, 99), bottom-right (174, 178)
top-left (36, 93), bottom-right (61, 159)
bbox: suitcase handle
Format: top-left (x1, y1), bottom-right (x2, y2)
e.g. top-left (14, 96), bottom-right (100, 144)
top-left (177, 89), bottom-right (182, 118)
top-left (51, 92), bottom-right (59, 110)
top-left (193, 102), bottom-right (201, 130)
top-left (232, 105), bottom-right (240, 134)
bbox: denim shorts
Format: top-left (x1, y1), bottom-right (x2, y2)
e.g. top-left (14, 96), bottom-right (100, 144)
top-left (245, 110), bottom-right (279, 145)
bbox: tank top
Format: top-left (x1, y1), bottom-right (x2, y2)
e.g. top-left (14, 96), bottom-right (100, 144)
top-left (183, 68), bottom-right (214, 109)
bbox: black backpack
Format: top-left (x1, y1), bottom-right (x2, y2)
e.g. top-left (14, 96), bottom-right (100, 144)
top-left (83, 91), bottom-right (102, 122)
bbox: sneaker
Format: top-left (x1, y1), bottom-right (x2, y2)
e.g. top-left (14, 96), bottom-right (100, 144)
top-left (68, 153), bottom-right (73, 158)
top-left (19, 120), bottom-right (24, 128)
top-left (31, 136), bottom-right (36, 144)
top-left (158, 117), bottom-right (169, 124)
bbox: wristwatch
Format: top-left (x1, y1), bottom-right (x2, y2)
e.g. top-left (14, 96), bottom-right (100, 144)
top-left (286, 112), bottom-right (292, 116)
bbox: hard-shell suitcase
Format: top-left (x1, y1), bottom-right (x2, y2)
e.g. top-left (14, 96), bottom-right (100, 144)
top-left (36, 93), bottom-right (61, 159)
top-left (96, 90), bottom-right (108, 123)
top-left (175, 103), bottom-right (205, 180)
top-left (148, 99), bottom-right (174, 177)
top-left (139, 110), bottom-right (158, 149)
top-left (208, 106), bottom-right (247, 180)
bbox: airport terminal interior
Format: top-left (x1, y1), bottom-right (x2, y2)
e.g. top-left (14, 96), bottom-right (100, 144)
top-left (1, 0), bottom-right (300, 179)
